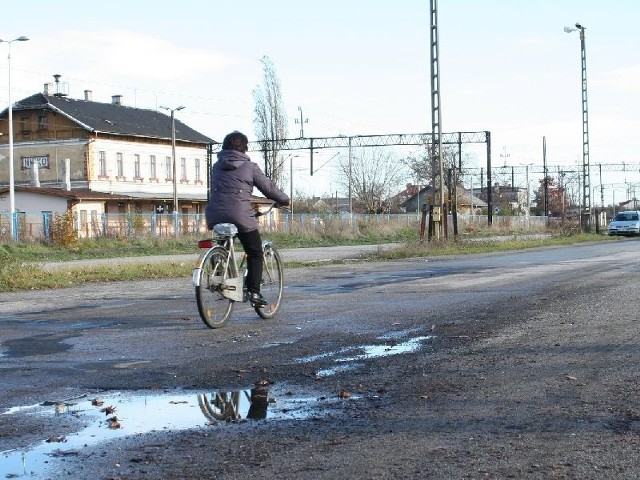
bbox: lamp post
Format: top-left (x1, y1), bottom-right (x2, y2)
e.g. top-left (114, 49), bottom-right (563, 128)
top-left (564, 22), bottom-right (591, 231)
top-left (1, 35), bottom-right (29, 241)
top-left (159, 105), bottom-right (184, 236)
top-left (286, 154), bottom-right (299, 215)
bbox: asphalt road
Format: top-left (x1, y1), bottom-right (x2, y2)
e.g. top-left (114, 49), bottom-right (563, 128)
top-left (2, 238), bottom-right (640, 479)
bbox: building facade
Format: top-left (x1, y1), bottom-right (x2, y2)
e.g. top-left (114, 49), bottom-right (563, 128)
top-left (0, 80), bottom-right (216, 239)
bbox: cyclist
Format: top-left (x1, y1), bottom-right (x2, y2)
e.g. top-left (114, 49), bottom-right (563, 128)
top-left (205, 131), bottom-right (290, 307)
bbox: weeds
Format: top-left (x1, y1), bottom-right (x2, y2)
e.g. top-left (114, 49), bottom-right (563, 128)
top-left (0, 230), bottom-right (614, 292)
top-left (0, 246), bottom-right (46, 291)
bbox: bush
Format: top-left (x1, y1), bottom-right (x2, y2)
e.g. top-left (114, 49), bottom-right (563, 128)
top-left (50, 211), bottom-right (77, 247)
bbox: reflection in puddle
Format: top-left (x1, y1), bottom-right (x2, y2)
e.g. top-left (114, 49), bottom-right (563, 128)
top-left (199, 382), bottom-right (272, 421)
top-left (300, 335), bottom-right (434, 377)
top-left (0, 385), bottom-right (328, 479)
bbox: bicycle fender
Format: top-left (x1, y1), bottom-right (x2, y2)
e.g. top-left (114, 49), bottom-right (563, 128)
top-left (192, 249), bottom-right (211, 287)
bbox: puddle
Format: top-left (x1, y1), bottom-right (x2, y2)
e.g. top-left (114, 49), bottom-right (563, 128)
top-left (0, 385), bottom-right (336, 479)
top-left (2, 333), bottom-right (434, 477)
top-left (299, 335), bottom-right (434, 377)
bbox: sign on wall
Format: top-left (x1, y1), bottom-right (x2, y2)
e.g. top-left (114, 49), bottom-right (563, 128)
top-left (21, 155), bottom-right (50, 169)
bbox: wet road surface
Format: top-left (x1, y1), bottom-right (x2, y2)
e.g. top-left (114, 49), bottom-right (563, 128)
top-left (2, 238), bottom-right (640, 478)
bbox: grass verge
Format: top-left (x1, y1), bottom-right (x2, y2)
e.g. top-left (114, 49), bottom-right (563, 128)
top-left (0, 232), bottom-right (616, 292)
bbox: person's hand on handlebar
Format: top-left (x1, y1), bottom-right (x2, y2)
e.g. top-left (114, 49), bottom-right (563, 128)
top-left (275, 200), bottom-right (290, 208)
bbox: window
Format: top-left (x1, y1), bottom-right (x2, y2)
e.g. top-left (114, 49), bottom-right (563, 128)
top-left (99, 151), bottom-right (107, 177)
top-left (180, 157), bottom-right (187, 181)
top-left (80, 211), bottom-right (88, 236)
top-left (38, 115), bottom-right (49, 130)
top-left (90, 210), bottom-right (99, 235)
top-left (165, 156), bottom-right (172, 180)
top-left (194, 158), bottom-right (201, 183)
top-left (116, 152), bottom-right (124, 178)
top-left (20, 117), bottom-right (30, 132)
top-left (37, 114), bottom-right (48, 130)
top-left (150, 155), bottom-right (157, 179)
top-left (615, 212), bottom-right (639, 222)
top-left (134, 154), bottom-right (141, 178)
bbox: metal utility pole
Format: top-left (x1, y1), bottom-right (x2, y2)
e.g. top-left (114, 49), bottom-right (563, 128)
top-left (565, 22), bottom-right (591, 231)
top-left (543, 136), bottom-right (549, 219)
top-left (295, 106), bottom-right (308, 138)
top-left (599, 164), bottom-right (604, 208)
top-left (500, 146), bottom-right (510, 167)
top-left (348, 136), bottom-right (353, 215)
top-left (430, 0), bottom-right (444, 238)
top-left (159, 105), bottom-right (185, 236)
top-left (0, 35), bottom-right (29, 241)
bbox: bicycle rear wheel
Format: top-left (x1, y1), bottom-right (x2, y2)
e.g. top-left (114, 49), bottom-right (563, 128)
top-left (255, 243), bottom-right (284, 319)
top-left (195, 246), bottom-right (234, 328)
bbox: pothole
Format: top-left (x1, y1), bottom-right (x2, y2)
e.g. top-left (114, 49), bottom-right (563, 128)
top-left (2, 333), bottom-right (433, 477)
top-left (0, 384), bottom-right (346, 478)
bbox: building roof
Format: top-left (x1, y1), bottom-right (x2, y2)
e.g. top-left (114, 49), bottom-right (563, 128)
top-left (6, 93), bottom-right (215, 145)
top-left (114, 190), bottom-right (207, 202)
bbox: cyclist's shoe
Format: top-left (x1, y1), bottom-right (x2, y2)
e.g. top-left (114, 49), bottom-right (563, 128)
top-left (249, 292), bottom-right (268, 308)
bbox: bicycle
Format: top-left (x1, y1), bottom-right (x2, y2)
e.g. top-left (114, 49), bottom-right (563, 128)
top-left (197, 381), bottom-right (270, 421)
top-left (193, 203), bottom-right (284, 329)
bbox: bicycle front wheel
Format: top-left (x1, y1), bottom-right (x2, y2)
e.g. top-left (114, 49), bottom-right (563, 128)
top-left (256, 243), bottom-right (284, 319)
top-left (195, 246), bottom-right (234, 328)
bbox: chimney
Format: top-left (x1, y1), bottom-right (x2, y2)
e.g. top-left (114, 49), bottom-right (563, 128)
top-left (111, 95), bottom-right (123, 105)
top-left (30, 161), bottom-right (40, 187)
top-left (63, 158), bottom-right (71, 191)
top-left (84, 90), bottom-right (93, 101)
top-left (43, 83), bottom-right (50, 95)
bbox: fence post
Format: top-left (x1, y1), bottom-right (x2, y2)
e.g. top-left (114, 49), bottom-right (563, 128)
top-left (101, 213), bottom-right (107, 237)
top-left (42, 212), bottom-right (52, 242)
top-left (11, 213), bottom-right (19, 242)
top-left (151, 212), bottom-right (157, 236)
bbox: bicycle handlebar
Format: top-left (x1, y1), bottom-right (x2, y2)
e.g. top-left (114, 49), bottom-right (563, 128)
top-left (255, 202), bottom-right (289, 217)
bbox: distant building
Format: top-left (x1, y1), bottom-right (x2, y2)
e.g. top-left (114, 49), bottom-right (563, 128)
top-left (0, 76), bottom-right (215, 224)
top-left (470, 183), bottom-right (529, 215)
top-left (399, 184), bottom-right (487, 214)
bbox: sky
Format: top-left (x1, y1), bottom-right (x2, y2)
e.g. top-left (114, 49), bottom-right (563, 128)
top-left (1, 0), bottom-right (639, 204)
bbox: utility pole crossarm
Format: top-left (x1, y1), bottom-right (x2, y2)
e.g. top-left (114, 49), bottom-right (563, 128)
top-left (239, 131), bottom-right (489, 152)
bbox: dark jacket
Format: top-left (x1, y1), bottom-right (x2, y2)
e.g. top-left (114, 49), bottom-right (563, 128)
top-left (205, 149), bottom-right (290, 232)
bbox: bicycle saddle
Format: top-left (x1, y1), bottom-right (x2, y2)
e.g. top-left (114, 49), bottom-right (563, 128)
top-left (213, 223), bottom-right (238, 238)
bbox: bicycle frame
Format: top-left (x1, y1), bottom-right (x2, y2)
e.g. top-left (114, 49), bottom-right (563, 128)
top-left (192, 226), bottom-right (246, 302)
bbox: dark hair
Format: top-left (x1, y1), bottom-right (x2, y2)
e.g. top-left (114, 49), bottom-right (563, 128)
top-left (222, 131), bottom-right (249, 152)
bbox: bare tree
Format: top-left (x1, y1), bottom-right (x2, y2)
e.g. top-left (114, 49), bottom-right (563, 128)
top-left (337, 148), bottom-right (407, 213)
top-left (253, 56), bottom-right (288, 188)
top-left (402, 144), bottom-right (468, 185)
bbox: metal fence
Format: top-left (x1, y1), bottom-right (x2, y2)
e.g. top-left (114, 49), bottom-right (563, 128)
top-left (0, 211), bottom-right (552, 243)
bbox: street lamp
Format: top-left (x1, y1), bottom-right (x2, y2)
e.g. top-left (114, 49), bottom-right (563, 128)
top-left (564, 22), bottom-right (591, 231)
top-left (159, 105), bottom-right (184, 236)
top-left (1, 35), bottom-right (29, 241)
